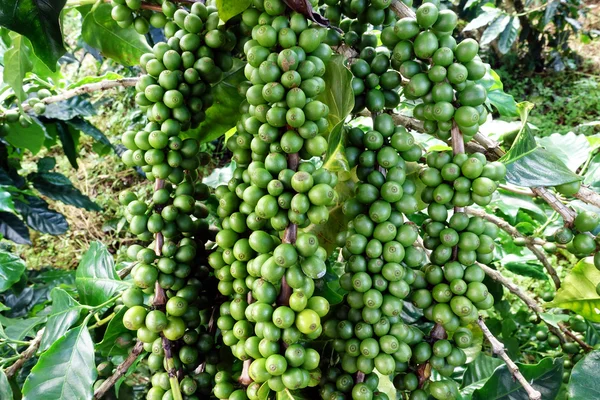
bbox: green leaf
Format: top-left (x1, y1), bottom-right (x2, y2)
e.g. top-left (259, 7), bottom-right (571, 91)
top-left (257, 382), bottom-right (271, 400)
top-left (81, 3), bottom-right (151, 66)
top-left (115, 351), bottom-right (147, 395)
top-left (538, 131), bottom-right (592, 172)
top-left (584, 152), bottom-right (600, 189)
top-left (480, 15), bottom-right (511, 46)
top-left (0, 212), bottom-right (30, 244)
top-left (460, 324), bottom-right (484, 363)
top-left (322, 121), bottom-right (349, 172)
top-left (14, 195), bottom-right (68, 235)
top-left (66, 117), bottom-right (113, 151)
top-left (40, 288), bottom-right (83, 352)
top-left (490, 189), bottom-right (546, 222)
top-left (0, 0), bottom-right (66, 70)
top-left (216, 0), bottom-right (251, 22)
top-left (500, 103), bottom-right (581, 187)
top-left (0, 316), bottom-right (45, 340)
top-left (538, 312), bottom-right (569, 328)
top-left (463, 7), bottom-right (501, 31)
top-left (478, 68), bottom-right (517, 117)
top-left (67, 72), bottom-right (123, 89)
top-left (96, 307), bottom-right (129, 357)
top-left (183, 61), bottom-right (246, 144)
top-left (56, 121), bottom-right (80, 169)
top-left (547, 257), bottom-right (600, 322)
top-left (3, 120), bottom-right (46, 154)
top-left (22, 325), bottom-right (96, 400)
top-left (497, 17), bottom-right (520, 54)
top-left (316, 55), bottom-right (354, 141)
top-left (472, 356), bottom-right (563, 400)
top-left (203, 162), bottom-right (236, 189)
top-left (75, 241), bottom-right (126, 306)
top-left (30, 172), bottom-right (101, 211)
top-left (0, 249), bottom-right (26, 291)
top-left (0, 187), bottom-right (15, 213)
top-left (2, 34), bottom-right (33, 101)
top-left (543, 0), bottom-right (560, 26)
top-left (0, 301), bottom-right (9, 311)
top-left (43, 96), bottom-right (95, 120)
top-left (461, 354), bottom-right (504, 396)
top-left (0, 369), bottom-right (13, 400)
top-left (276, 389), bottom-right (308, 400)
top-left (503, 261), bottom-right (548, 280)
top-left (567, 350), bottom-right (600, 398)
top-left (313, 261), bottom-right (346, 305)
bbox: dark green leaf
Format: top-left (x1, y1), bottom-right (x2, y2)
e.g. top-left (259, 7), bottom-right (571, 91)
top-left (480, 15), bottom-right (511, 46)
top-left (503, 261), bottom-right (548, 280)
top-left (0, 250), bottom-right (25, 292)
top-left (3, 120), bottom-right (46, 154)
top-left (14, 195), bottom-right (68, 235)
top-left (0, 316), bottom-right (45, 340)
top-left (547, 257), bottom-right (600, 322)
top-left (75, 241), bottom-right (126, 306)
top-left (0, 369), bottom-right (13, 400)
top-left (543, 0), bottom-right (560, 26)
top-left (0, 187), bottom-right (16, 213)
top-left (67, 117), bottom-right (113, 150)
top-left (81, 3), bottom-right (151, 66)
top-left (43, 96), bottom-right (95, 120)
top-left (500, 103), bottom-right (580, 187)
top-left (0, 212), bottom-right (30, 245)
top-left (568, 350), bottom-right (600, 398)
top-left (472, 357), bottom-right (563, 400)
top-left (0, 0), bottom-right (66, 70)
top-left (497, 17), bottom-right (520, 54)
top-left (31, 172), bottom-right (101, 211)
top-left (216, 0), bottom-right (251, 21)
top-left (37, 157), bottom-right (56, 172)
top-left (313, 261), bottom-right (347, 305)
top-left (22, 325), bottom-right (96, 400)
top-left (40, 288), bottom-right (83, 352)
top-left (2, 34), bottom-right (33, 101)
top-left (461, 354), bottom-right (504, 396)
top-left (537, 131), bottom-right (591, 172)
top-left (55, 121), bottom-right (80, 169)
top-left (96, 307), bottom-right (129, 357)
top-left (183, 61), bottom-right (246, 144)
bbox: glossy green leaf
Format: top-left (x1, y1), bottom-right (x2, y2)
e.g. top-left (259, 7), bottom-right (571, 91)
top-left (257, 382), bottom-right (271, 400)
top-left (0, 212), bottom-right (31, 244)
top-left (478, 68), bottom-right (517, 117)
top-left (0, 369), bottom-right (13, 400)
top-left (490, 189), bottom-right (546, 221)
top-left (460, 324), bottom-right (484, 363)
top-left (30, 172), bottom-right (101, 211)
top-left (503, 261), bottom-right (548, 280)
top-left (81, 3), bottom-right (151, 66)
top-left (463, 7), bottom-right (501, 31)
top-left (500, 103), bottom-right (581, 187)
top-left (3, 120), bottom-right (46, 154)
top-left (0, 0), bottom-right (65, 70)
top-left (480, 15), bottom-right (510, 46)
top-left (67, 72), bottom-right (123, 89)
top-left (0, 249), bottom-right (26, 292)
top-left (76, 241), bottom-right (126, 306)
top-left (538, 131), bottom-right (592, 172)
top-left (14, 195), bottom-right (68, 235)
top-left (2, 34), bottom-right (32, 101)
top-left (547, 257), bottom-right (600, 322)
top-left (40, 288), bottom-right (83, 352)
top-left (43, 96), bottom-right (95, 121)
top-left (96, 307), bottom-right (129, 357)
top-left (543, 0), bottom-right (560, 26)
top-left (181, 61), bottom-right (246, 144)
top-left (22, 325), bottom-right (96, 400)
top-left (203, 162), bottom-right (236, 189)
top-left (0, 316), bottom-right (45, 340)
top-left (497, 17), bottom-right (520, 54)
top-left (322, 122), bottom-right (349, 172)
top-left (216, 0), bottom-right (251, 21)
top-left (472, 356), bottom-right (563, 400)
top-left (538, 312), bottom-right (569, 329)
top-left (314, 261), bottom-right (346, 305)
top-left (56, 121), bottom-right (80, 169)
top-left (316, 55), bottom-right (354, 140)
top-left (568, 350), bottom-right (600, 398)
top-left (276, 389), bottom-right (308, 400)
top-left (584, 152), bottom-right (600, 189)
top-left (461, 354), bottom-right (504, 396)
top-left (0, 187), bottom-right (15, 213)
top-left (66, 117), bottom-right (113, 150)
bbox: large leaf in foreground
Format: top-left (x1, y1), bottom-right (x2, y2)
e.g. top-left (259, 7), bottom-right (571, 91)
top-left (22, 325), bottom-right (96, 400)
top-left (461, 354), bottom-right (504, 396)
top-left (76, 242), bottom-right (126, 306)
top-left (0, 250), bottom-right (26, 292)
top-left (568, 350), bottom-right (600, 398)
top-left (40, 288), bottom-right (83, 352)
top-left (547, 257), bottom-right (600, 322)
top-left (0, 0), bottom-right (66, 70)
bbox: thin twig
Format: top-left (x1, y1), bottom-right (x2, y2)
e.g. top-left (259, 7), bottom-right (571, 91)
top-left (390, 0), bottom-right (416, 18)
top-left (477, 317), bottom-right (542, 400)
top-left (4, 328), bottom-right (44, 379)
top-left (94, 341), bottom-right (144, 399)
top-left (466, 207), bottom-right (562, 289)
top-left (531, 187), bottom-right (576, 227)
top-left (574, 186), bottom-right (600, 208)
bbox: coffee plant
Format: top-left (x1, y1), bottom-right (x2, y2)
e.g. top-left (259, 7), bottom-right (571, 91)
top-left (1, 1), bottom-right (600, 400)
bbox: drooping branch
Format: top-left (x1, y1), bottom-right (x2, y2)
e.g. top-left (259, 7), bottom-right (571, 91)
top-left (4, 328), bottom-right (44, 379)
top-left (477, 318), bottom-right (542, 400)
top-left (94, 341), bottom-right (144, 399)
top-left (466, 207), bottom-right (562, 289)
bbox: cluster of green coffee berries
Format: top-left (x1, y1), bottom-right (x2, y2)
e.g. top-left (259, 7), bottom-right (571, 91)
top-left (382, 2), bottom-right (489, 141)
top-left (110, 0), bottom-right (176, 34)
top-left (419, 151), bottom-right (506, 208)
top-left (0, 88), bottom-right (52, 129)
top-left (319, 369), bottom-right (390, 400)
top-left (135, 2), bottom-right (236, 133)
